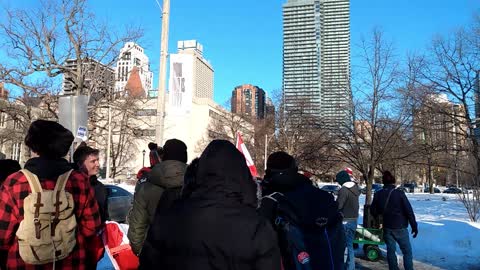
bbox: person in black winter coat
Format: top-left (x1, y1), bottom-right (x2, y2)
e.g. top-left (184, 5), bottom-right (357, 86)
top-left (139, 140), bottom-right (281, 270)
top-left (258, 151), bottom-right (345, 270)
top-left (371, 171), bottom-right (418, 270)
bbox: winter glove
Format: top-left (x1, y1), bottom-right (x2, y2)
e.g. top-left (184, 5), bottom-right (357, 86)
top-left (411, 227), bottom-right (418, 238)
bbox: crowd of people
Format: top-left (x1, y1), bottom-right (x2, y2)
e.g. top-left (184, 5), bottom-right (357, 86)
top-left (0, 120), bottom-right (418, 270)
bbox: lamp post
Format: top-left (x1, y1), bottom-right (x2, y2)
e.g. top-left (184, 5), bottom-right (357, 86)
top-left (142, 149), bottom-right (146, 167)
top-left (105, 105), bottom-right (112, 180)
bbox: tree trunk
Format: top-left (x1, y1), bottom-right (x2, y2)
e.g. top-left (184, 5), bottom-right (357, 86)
top-left (427, 156), bottom-right (433, 194)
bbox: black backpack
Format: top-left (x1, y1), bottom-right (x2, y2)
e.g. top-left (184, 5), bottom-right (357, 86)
top-left (154, 186), bottom-right (182, 214)
top-left (263, 192), bottom-right (341, 270)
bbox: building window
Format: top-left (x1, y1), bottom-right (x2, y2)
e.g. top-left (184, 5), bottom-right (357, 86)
top-left (0, 112), bottom-right (6, 128)
top-left (133, 129), bottom-right (155, 137)
top-left (13, 119), bottom-right (21, 129)
top-left (11, 142), bottom-right (21, 161)
top-left (136, 109), bottom-right (157, 116)
top-left (122, 52), bottom-right (131, 60)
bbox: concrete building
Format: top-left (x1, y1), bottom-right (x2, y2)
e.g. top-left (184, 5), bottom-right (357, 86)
top-left (114, 42), bottom-right (153, 96)
top-left (266, 97), bottom-right (276, 119)
top-left (92, 95), bottom-right (251, 181)
top-left (354, 120), bottom-right (372, 143)
top-left (413, 94), bottom-right (467, 186)
top-left (0, 87), bottom-right (54, 163)
top-left (0, 83), bottom-right (8, 100)
top-left (282, 0), bottom-right (351, 129)
top-left (171, 40), bottom-right (214, 100)
top-left (231, 84), bottom-right (266, 119)
top-left (62, 58), bottom-right (115, 95)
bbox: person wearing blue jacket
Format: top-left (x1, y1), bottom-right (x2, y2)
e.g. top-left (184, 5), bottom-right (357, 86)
top-left (371, 171), bottom-right (418, 270)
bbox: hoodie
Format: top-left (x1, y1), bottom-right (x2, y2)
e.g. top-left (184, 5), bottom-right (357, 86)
top-left (337, 181), bottom-right (361, 220)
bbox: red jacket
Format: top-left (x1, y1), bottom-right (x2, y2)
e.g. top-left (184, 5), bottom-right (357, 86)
top-left (0, 158), bottom-right (102, 270)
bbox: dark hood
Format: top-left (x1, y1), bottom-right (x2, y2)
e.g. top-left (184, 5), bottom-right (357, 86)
top-left (187, 140), bottom-right (257, 208)
top-left (262, 170), bottom-right (310, 195)
top-left (24, 157), bottom-right (73, 180)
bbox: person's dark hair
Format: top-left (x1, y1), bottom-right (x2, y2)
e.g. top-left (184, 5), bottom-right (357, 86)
top-left (163, 139), bottom-right (187, 163)
top-left (382, 170), bottom-right (396, 185)
top-left (25, 120), bottom-right (74, 159)
top-left (73, 142), bottom-right (99, 166)
top-left (0, 159), bottom-right (21, 183)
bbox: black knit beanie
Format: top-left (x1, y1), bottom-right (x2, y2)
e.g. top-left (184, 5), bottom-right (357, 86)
top-left (162, 139), bottom-right (188, 163)
top-left (25, 120), bottom-right (74, 159)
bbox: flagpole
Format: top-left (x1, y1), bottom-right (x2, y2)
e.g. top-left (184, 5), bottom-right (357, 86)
top-left (264, 134), bottom-right (268, 170)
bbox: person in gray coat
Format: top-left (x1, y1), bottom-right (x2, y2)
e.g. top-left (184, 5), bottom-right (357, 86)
top-left (336, 170), bottom-right (360, 270)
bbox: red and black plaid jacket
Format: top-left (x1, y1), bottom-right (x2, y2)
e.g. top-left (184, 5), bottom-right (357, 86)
top-left (0, 169), bottom-right (102, 269)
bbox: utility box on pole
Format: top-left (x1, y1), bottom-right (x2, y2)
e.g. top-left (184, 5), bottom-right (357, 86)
top-left (58, 95), bottom-right (89, 160)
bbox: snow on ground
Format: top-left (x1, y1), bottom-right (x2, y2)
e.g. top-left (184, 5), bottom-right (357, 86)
top-left (359, 193), bottom-right (480, 269)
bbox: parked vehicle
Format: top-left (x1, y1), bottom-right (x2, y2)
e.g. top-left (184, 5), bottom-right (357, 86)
top-left (360, 184), bottom-right (383, 194)
top-left (372, 183), bottom-right (383, 193)
top-left (105, 185), bottom-right (133, 223)
top-left (401, 183), bottom-right (416, 193)
top-left (320, 184), bottom-right (341, 195)
top-left (443, 187), bottom-right (462, 194)
top-left (423, 187), bottom-right (441, 193)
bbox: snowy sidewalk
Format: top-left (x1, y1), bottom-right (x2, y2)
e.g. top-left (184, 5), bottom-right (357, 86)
top-left (355, 256), bottom-right (448, 270)
top-left (357, 193), bottom-right (480, 269)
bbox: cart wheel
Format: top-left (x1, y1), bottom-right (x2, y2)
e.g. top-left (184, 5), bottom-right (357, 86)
top-left (364, 245), bottom-right (381, 262)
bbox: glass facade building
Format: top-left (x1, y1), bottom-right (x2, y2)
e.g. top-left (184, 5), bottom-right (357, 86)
top-left (283, 0), bottom-right (351, 129)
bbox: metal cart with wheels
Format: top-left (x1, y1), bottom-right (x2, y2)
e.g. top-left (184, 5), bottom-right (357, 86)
top-left (353, 227), bottom-right (384, 262)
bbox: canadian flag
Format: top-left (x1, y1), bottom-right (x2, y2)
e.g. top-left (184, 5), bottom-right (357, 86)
top-left (235, 132), bottom-right (258, 178)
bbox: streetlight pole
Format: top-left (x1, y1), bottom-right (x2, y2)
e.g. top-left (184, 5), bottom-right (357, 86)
top-left (155, 0), bottom-right (170, 145)
top-left (142, 149), bottom-right (146, 167)
top-left (106, 105), bottom-right (112, 180)
top-left (264, 134), bottom-right (268, 171)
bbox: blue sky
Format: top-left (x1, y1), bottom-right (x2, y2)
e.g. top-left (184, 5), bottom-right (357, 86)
top-left (2, 0), bottom-right (480, 104)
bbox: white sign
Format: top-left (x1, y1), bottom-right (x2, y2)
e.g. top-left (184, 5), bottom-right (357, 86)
top-left (168, 54), bottom-right (193, 115)
top-left (76, 126), bottom-right (88, 141)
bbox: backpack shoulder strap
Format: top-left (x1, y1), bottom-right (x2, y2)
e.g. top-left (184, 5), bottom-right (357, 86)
top-left (383, 188), bottom-right (395, 212)
top-left (21, 169), bottom-right (43, 193)
top-left (262, 192), bottom-right (284, 203)
top-left (54, 169), bottom-right (73, 193)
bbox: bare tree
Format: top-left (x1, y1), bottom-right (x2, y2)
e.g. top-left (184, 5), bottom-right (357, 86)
top-left (0, 0), bottom-right (143, 131)
top-left (0, 0), bottom-right (148, 175)
top-left (334, 28), bottom-right (412, 207)
top-left (88, 96), bottom-right (155, 178)
top-left (408, 16), bottom-right (480, 220)
top-left (0, 0), bottom-right (142, 96)
top-left (272, 95), bottom-right (338, 179)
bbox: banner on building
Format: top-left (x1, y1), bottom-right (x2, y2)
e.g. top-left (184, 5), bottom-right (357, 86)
top-left (235, 132), bottom-right (258, 178)
top-left (168, 54), bottom-right (193, 115)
